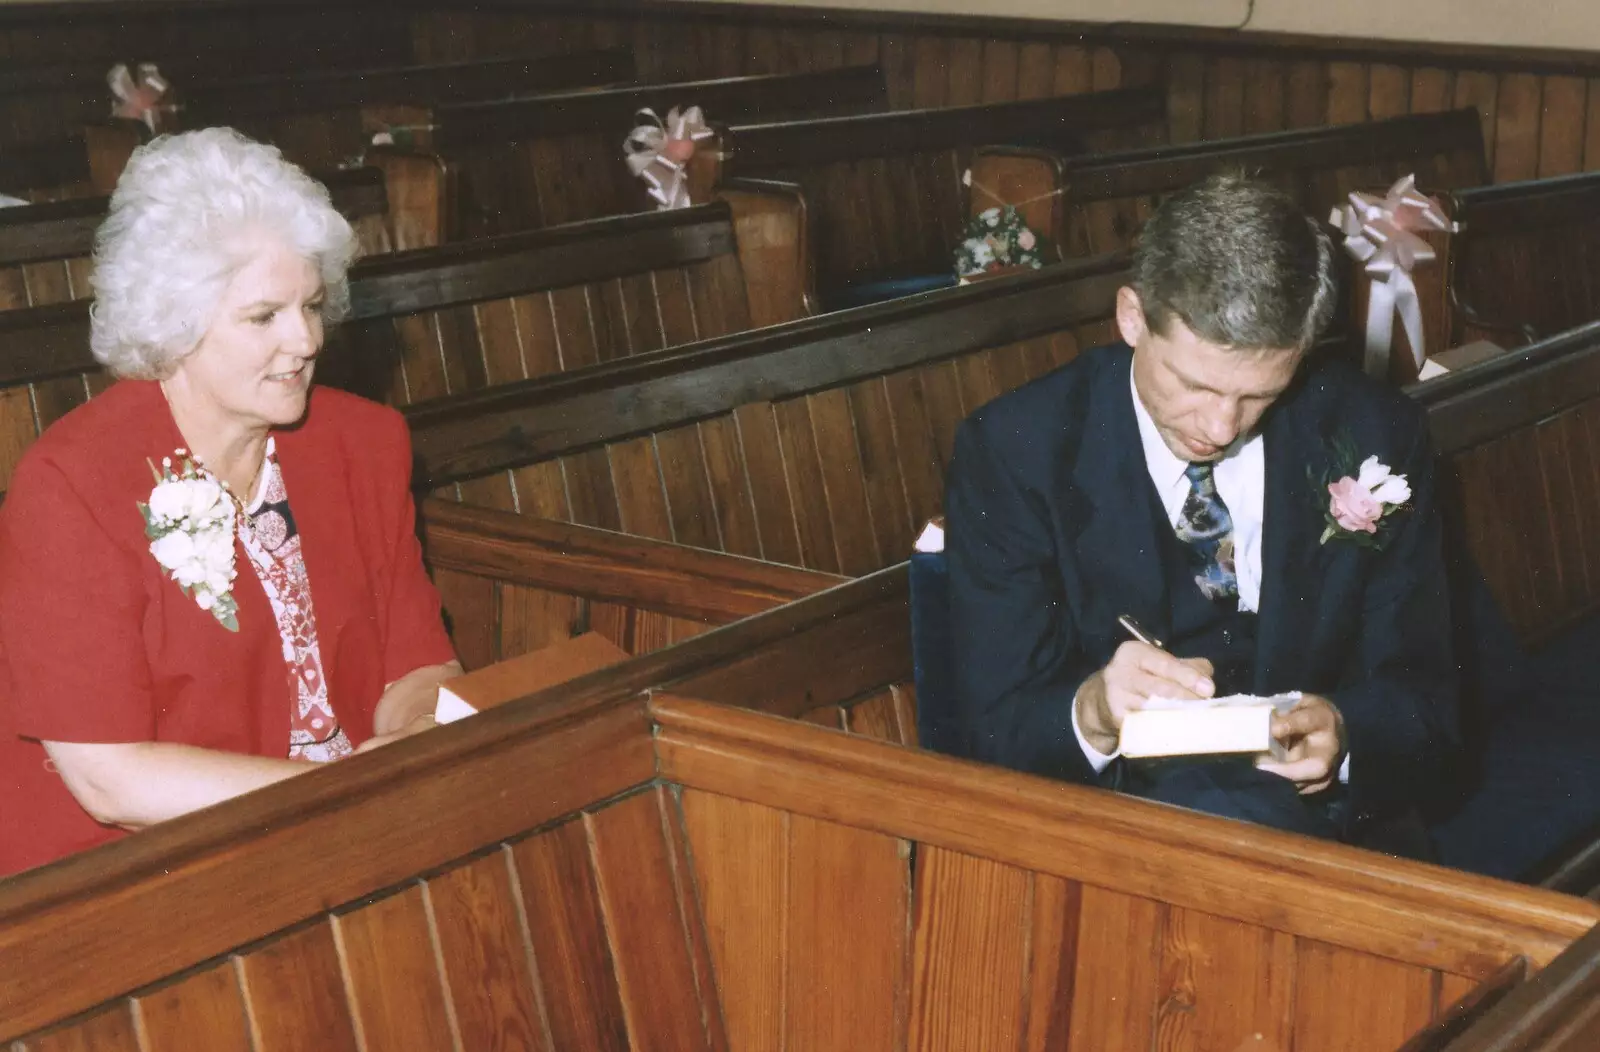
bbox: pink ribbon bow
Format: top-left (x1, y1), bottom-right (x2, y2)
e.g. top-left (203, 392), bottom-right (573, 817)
top-left (1328, 174), bottom-right (1456, 370)
top-left (108, 62), bottom-right (171, 133)
top-left (624, 106), bottom-right (714, 210)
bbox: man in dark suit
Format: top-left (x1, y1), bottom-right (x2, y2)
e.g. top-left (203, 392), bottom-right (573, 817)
top-left (943, 174), bottom-right (1458, 842)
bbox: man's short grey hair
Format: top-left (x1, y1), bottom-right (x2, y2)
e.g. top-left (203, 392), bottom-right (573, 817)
top-left (1131, 173), bottom-right (1336, 353)
top-left (89, 127), bottom-right (359, 380)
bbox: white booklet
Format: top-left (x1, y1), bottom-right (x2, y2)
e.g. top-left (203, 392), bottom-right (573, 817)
top-left (1119, 692), bottom-right (1301, 761)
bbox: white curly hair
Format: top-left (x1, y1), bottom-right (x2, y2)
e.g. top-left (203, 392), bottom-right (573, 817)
top-left (89, 127), bottom-right (359, 380)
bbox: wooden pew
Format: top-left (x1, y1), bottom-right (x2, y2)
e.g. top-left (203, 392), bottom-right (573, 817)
top-left (403, 257), bottom-right (1128, 574)
top-left (419, 496), bottom-right (844, 670)
top-left (0, 133), bottom-right (92, 200)
top-left (0, 199), bottom-right (808, 493)
top-left (3, 559), bottom-right (1596, 1051)
top-left (0, 12), bottom-right (414, 147)
top-left (1433, 920), bottom-right (1600, 1049)
top-left (0, 164), bottom-right (420, 311)
top-left (416, 65), bottom-right (888, 237)
top-left (976, 109), bottom-right (1487, 266)
top-left (75, 48), bottom-right (640, 181)
top-left (1445, 172), bottom-right (1600, 349)
top-left (692, 87), bottom-right (1166, 303)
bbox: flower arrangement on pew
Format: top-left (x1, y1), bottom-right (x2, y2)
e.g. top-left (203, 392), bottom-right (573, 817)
top-left (954, 206), bottom-right (1045, 282)
top-left (1328, 173), bottom-right (1456, 373)
top-left (624, 105), bottom-right (715, 210)
top-left (107, 62), bottom-right (174, 134)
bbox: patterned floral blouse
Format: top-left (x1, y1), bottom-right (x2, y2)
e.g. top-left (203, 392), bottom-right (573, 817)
top-left (236, 437), bottom-right (353, 763)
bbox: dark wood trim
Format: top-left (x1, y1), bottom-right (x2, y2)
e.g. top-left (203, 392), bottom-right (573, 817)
top-left (0, 134), bottom-right (87, 193)
top-left (348, 202), bottom-right (734, 319)
top-left (431, 64), bottom-right (886, 149)
top-left (1397, 956), bottom-right (1530, 1051)
top-left (10, 0), bottom-right (1600, 78)
top-left (1066, 109), bottom-right (1488, 201)
top-left (402, 255), bottom-right (1128, 487)
top-left (419, 497), bottom-right (844, 622)
top-left (0, 300), bottom-right (96, 384)
top-left (180, 48), bottom-right (636, 121)
top-left (0, 165), bottom-right (385, 269)
top-left (0, 201), bottom-right (738, 375)
top-left (1440, 922), bottom-right (1600, 1050)
top-left (1410, 321), bottom-right (1600, 455)
top-left (1452, 171), bottom-right (1600, 237)
top-left (722, 87), bottom-right (1165, 171)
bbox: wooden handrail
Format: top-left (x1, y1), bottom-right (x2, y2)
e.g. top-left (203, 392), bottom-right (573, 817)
top-left (402, 255), bottom-right (1128, 486)
top-left (178, 48), bottom-right (636, 120)
top-left (0, 201), bottom-right (743, 378)
top-left (720, 87), bottom-right (1165, 170)
top-left (1436, 921), bottom-right (1600, 1049)
top-left (430, 65), bottom-right (887, 148)
top-left (419, 497), bottom-right (843, 622)
top-left (0, 164), bottom-right (389, 267)
top-left (651, 690), bottom-right (1600, 975)
top-left (1064, 109), bottom-right (1488, 201)
top-left (1409, 320), bottom-right (1600, 455)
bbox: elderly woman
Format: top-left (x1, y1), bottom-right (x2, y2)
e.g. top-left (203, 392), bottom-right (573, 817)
top-left (0, 128), bottom-right (460, 876)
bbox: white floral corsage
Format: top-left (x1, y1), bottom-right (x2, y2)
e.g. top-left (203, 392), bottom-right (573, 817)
top-left (139, 450), bottom-right (240, 631)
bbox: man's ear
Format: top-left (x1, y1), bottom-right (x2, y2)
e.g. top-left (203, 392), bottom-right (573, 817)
top-left (1115, 286), bottom-right (1148, 349)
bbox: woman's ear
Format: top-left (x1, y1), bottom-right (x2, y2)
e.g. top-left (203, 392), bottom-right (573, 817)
top-left (1115, 286), bottom-right (1148, 349)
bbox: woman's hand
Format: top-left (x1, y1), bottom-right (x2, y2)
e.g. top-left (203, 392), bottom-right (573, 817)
top-left (353, 711), bottom-right (439, 753)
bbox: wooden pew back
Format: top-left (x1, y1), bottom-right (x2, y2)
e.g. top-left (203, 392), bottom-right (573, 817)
top-left (425, 65), bottom-right (888, 237)
top-left (1415, 321), bottom-right (1600, 644)
top-left (1447, 172), bottom-right (1600, 348)
top-left (405, 258), bottom-right (1129, 575)
top-left (0, 165), bottom-right (405, 313)
top-left (702, 88), bottom-right (1165, 299)
top-left (4, 564), bottom-right (1596, 1051)
top-left (0, 200), bottom-right (800, 497)
top-left (1051, 109), bottom-right (1488, 261)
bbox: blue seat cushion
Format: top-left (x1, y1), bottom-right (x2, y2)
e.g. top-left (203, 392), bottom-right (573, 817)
top-left (823, 274), bottom-right (959, 312)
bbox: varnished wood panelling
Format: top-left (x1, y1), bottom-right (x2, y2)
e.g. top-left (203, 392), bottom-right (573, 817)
top-left (1067, 885), bottom-right (1164, 1050)
top-left (906, 847), bottom-right (1031, 1051)
top-left (1293, 940), bottom-right (1436, 1050)
top-left (678, 790), bottom-right (788, 1052)
top-left (785, 813), bottom-right (910, 1049)
top-left (427, 851), bottom-right (548, 1052)
top-left (236, 921), bottom-right (362, 1052)
top-left (17, 1007), bottom-right (143, 1052)
top-left (510, 818), bottom-right (632, 1052)
top-left (586, 787), bottom-right (722, 1052)
top-left (335, 884), bottom-right (458, 1050)
top-left (134, 963), bottom-right (255, 1052)
top-left (1156, 907), bottom-right (1296, 1052)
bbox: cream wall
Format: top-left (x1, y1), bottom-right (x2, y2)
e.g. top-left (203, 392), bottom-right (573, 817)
top-left (674, 0), bottom-right (1600, 53)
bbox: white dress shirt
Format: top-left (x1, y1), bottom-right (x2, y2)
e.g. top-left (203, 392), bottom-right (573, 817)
top-left (1071, 371), bottom-right (1349, 784)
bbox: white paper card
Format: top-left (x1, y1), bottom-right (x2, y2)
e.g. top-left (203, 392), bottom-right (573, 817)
top-left (434, 684), bottom-right (478, 725)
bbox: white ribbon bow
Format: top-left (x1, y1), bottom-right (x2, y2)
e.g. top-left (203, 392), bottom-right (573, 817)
top-left (1328, 174), bottom-right (1456, 370)
top-left (108, 62), bottom-right (171, 133)
top-left (624, 105), bottom-right (714, 211)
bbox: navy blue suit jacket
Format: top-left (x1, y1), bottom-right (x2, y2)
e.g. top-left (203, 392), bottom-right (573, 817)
top-left (943, 343), bottom-right (1460, 820)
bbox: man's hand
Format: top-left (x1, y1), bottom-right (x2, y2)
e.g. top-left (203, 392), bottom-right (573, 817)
top-left (1257, 694), bottom-right (1346, 794)
top-left (1074, 642), bottom-right (1215, 755)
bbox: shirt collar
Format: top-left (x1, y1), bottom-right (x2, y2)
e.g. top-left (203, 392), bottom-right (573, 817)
top-left (1130, 366), bottom-right (1189, 492)
top-left (1128, 363), bottom-right (1252, 486)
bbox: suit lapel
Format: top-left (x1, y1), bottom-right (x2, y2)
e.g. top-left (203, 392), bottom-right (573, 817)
top-left (1254, 386), bottom-right (1332, 692)
top-left (1069, 350), bottom-right (1172, 644)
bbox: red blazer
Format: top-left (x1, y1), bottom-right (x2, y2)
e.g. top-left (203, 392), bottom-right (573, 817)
top-left (0, 381), bottom-right (457, 876)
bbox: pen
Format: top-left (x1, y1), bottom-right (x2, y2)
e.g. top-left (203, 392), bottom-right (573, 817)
top-left (1117, 614), bottom-right (1165, 651)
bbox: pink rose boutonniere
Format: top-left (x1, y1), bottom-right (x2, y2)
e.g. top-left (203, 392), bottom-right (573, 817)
top-left (1320, 455), bottom-right (1411, 547)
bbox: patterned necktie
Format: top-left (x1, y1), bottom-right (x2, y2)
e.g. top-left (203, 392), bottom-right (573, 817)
top-left (1175, 462), bottom-right (1239, 602)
